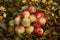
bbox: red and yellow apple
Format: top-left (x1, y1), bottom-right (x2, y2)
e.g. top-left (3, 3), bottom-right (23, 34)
top-left (15, 25), bottom-right (25, 34)
top-left (22, 11), bottom-right (30, 18)
top-left (29, 15), bottom-right (36, 22)
top-left (28, 6), bottom-right (36, 13)
top-left (38, 18), bottom-right (46, 25)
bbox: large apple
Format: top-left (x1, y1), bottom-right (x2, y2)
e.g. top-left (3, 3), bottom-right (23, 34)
top-left (21, 18), bottom-right (31, 27)
top-left (34, 27), bottom-right (44, 37)
top-left (14, 16), bottom-right (21, 25)
top-left (26, 26), bottom-right (34, 34)
top-left (38, 18), bottom-right (46, 25)
top-left (28, 6), bottom-right (36, 13)
top-left (29, 15), bottom-right (36, 22)
top-left (22, 11), bottom-right (30, 18)
top-left (15, 25), bottom-right (25, 34)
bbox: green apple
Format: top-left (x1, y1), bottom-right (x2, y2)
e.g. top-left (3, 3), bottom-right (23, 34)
top-left (22, 18), bottom-right (31, 27)
top-left (26, 26), bottom-right (34, 34)
top-left (9, 20), bottom-right (14, 27)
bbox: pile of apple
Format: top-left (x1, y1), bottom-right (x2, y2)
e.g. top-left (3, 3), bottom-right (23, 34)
top-left (14, 6), bottom-right (46, 37)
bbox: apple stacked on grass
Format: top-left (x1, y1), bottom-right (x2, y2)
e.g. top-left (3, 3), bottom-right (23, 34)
top-left (14, 6), bottom-right (46, 37)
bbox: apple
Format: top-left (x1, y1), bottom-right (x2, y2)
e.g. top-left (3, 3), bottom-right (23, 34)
top-left (38, 18), bottom-right (46, 25)
top-left (14, 16), bottom-right (21, 25)
top-left (34, 27), bottom-right (43, 37)
top-left (26, 26), bottom-right (34, 34)
top-left (9, 20), bottom-right (14, 27)
top-left (35, 10), bottom-right (44, 18)
top-left (15, 25), bottom-right (25, 34)
top-left (29, 15), bottom-right (36, 22)
top-left (17, 13), bottom-right (23, 18)
top-left (22, 11), bottom-right (30, 18)
top-left (28, 6), bottom-right (36, 13)
top-left (32, 22), bottom-right (41, 28)
top-left (21, 18), bottom-right (31, 27)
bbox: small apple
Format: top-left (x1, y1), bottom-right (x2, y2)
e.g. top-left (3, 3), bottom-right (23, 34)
top-left (22, 11), bottom-right (30, 18)
top-left (21, 18), bottom-right (31, 27)
top-left (34, 27), bottom-right (43, 37)
top-left (15, 25), bottom-right (25, 34)
top-left (9, 20), bottom-right (14, 27)
top-left (35, 10), bottom-right (44, 18)
top-left (28, 6), bottom-right (36, 13)
top-left (26, 26), bottom-right (34, 34)
top-left (14, 16), bottom-right (21, 25)
top-left (38, 18), bottom-right (46, 25)
top-left (29, 15), bottom-right (36, 22)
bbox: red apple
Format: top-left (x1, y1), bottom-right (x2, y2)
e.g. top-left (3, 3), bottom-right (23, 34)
top-left (35, 10), bottom-right (44, 18)
top-left (28, 6), bottom-right (36, 13)
top-left (17, 13), bottom-right (23, 18)
top-left (15, 25), bottom-right (25, 34)
top-left (34, 27), bottom-right (43, 37)
top-left (38, 18), bottom-right (46, 25)
top-left (32, 22), bottom-right (41, 28)
top-left (22, 11), bottom-right (30, 18)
